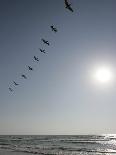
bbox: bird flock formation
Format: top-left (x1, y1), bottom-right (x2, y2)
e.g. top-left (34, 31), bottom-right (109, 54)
top-left (9, 0), bottom-right (74, 92)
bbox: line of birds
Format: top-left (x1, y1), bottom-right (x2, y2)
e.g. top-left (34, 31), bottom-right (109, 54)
top-left (9, 0), bottom-right (74, 92)
top-left (9, 26), bottom-right (57, 92)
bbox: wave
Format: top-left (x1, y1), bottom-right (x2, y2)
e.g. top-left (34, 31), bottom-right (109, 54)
top-left (0, 135), bottom-right (116, 154)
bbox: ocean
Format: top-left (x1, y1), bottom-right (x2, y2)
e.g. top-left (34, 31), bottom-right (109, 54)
top-left (0, 134), bottom-right (116, 155)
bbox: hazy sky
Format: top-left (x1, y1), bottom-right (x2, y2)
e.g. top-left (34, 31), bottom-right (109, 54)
top-left (0, 0), bottom-right (116, 135)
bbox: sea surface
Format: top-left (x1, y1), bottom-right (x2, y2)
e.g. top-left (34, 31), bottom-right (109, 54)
top-left (0, 135), bottom-right (116, 155)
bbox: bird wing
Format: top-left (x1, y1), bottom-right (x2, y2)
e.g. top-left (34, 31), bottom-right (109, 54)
top-left (68, 5), bottom-right (73, 12)
top-left (65, 0), bottom-right (68, 6)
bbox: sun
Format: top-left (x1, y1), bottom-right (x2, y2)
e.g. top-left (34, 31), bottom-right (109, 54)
top-left (94, 67), bottom-right (113, 83)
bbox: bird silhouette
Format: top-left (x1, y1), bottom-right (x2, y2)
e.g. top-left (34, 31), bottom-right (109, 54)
top-left (9, 87), bottom-right (13, 92)
top-left (41, 39), bottom-right (50, 46)
top-left (50, 25), bottom-right (58, 32)
top-left (39, 48), bottom-right (46, 54)
top-left (34, 56), bottom-right (39, 62)
top-left (21, 74), bottom-right (27, 79)
top-left (64, 0), bottom-right (74, 12)
top-left (28, 66), bottom-right (33, 71)
top-left (13, 81), bottom-right (19, 86)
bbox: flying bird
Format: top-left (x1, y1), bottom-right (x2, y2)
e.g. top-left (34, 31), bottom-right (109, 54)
top-left (34, 56), bottom-right (39, 62)
top-left (13, 81), bottom-right (19, 86)
top-left (28, 66), bottom-right (33, 71)
top-left (21, 74), bottom-right (27, 79)
top-left (39, 48), bottom-right (46, 54)
top-left (50, 25), bottom-right (58, 33)
top-left (64, 0), bottom-right (74, 12)
top-left (41, 39), bottom-right (50, 46)
top-left (9, 87), bottom-right (13, 92)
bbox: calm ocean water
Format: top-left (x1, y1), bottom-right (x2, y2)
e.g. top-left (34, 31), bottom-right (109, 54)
top-left (0, 135), bottom-right (116, 155)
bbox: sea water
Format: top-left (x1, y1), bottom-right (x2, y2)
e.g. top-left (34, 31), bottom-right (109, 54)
top-left (0, 134), bottom-right (116, 154)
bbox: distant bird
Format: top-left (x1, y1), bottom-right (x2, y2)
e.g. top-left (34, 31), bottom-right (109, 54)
top-left (41, 39), bottom-right (50, 46)
top-left (39, 48), bottom-right (46, 54)
top-left (28, 66), bottom-right (33, 71)
top-left (9, 87), bottom-right (13, 92)
top-left (50, 25), bottom-right (58, 33)
top-left (13, 81), bottom-right (19, 86)
top-left (34, 56), bottom-right (39, 62)
top-left (64, 0), bottom-right (74, 12)
top-left (21, 74), bottom-right (27, 79)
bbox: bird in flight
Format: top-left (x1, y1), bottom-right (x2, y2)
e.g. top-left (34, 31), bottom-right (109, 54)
top-left (28, 66), bottom-right (33, 71)
top-left (9, 87), bottom-right (13, 92)
top-left (34, 56), bottom-right (39, 62)
top-left (64, 0), bottom-right (74, 12)
top-left (39, 48), bottom-right (46, 54)
top-left (21, 74), bottom-right (27, 79)
top-left (13, 81), bottom-right (19, 86)
top-left (50, 25), bottom-right (58, 33)
top-left (41, 39), bottom-right (50, 46)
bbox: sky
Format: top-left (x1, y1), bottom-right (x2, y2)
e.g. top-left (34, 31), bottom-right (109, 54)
top-left (0, 0), bottom-right (116, 135)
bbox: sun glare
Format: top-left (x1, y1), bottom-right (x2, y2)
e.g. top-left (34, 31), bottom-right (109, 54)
top-left (94, 67), bottom-right (113, 83)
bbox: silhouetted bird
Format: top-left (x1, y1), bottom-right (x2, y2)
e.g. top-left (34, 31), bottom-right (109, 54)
top-left (13, 81), bottom-right (19, 86)
top-left (50, 25), bottom-right (58, 32)
top-left (21, 74), bottom-right (27, 79)
top-left (64, 0), bottom-right (74, 12)
top-left (28, 66), bottom-right (33, 71)
top-left (9, 87), bottom-right (13, 92)
top-left (34, 56), bottom-right (39, 62)
top-left (41, 39), bottom-right (50, 46)
top-left (39, 48), bottom-right (46, 54)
